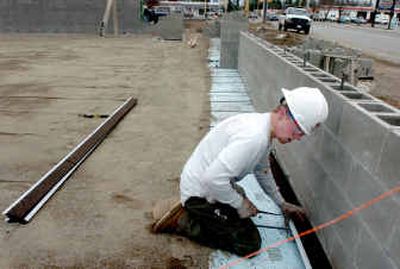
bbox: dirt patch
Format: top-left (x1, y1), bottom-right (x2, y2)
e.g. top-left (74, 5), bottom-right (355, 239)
top-left (0, 33), bottom-right (211, 269)
top-left (364, 57), bottom-right (400, 108)
top-left (0, 59), bottom-right (29, 71)
top-left (167, 257), bottom-right (189, 269)
top-left (0, 83), bottom-right (52, 115)
top-left (111, 193), bottom-right (144, 209)
top-left (184, 20), bottom-right (207, 34)
top-left (249, 22), bottom-right (307, 47)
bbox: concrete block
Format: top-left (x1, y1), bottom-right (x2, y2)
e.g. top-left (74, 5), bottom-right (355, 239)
top-left (297, 158), bottom-right (331, 221)
top-left (374, 130), bottom-right (400, 190)
top-left (337, 102), bottom-right (388, 174)
top-left (320, 177), bottom-right (353, 219)
top-left (331, 58), bottom-right (348, 78)
top-left (327, 229), bottom-right (359, 269)
top-left (316, 223), bottom-right (338, 259)
top-left (357, 58), bottom-right (374, 79)
top-left (354, 228), bottom-right (398, 269)
top-left (359, 196), bottom-right (400, 248)
top-left (345, 160), bottom-right (385, 204)
top-left (334, 212), bottom-right (364, 257)
top-left (357, 102), bottom-right (397, 114)
top-left (220, 19), bottom-right (247, 69)
top-left (387, 219), bottom-right (400, 266)
top-left (316, 128), bottom-right (352, 187)
top-left (286, 151), bottom-right (327, 204)
top-left (204, 20), bottom-right (220, 38)
top-left (308, 49), bottom-right (323, 68)
top-left (221, 43), bottom-right (239, 68)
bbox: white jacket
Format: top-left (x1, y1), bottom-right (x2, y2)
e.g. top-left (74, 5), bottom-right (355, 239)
top-left (180, 113), bottom-right (284, 209)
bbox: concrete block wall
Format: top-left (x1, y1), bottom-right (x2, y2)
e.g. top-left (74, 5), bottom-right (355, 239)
top-left (238, 31), bottom-right (400, 269)
top-left (220, 13), bottom-right (247, 69)
top-left (0, 0), bottom-right (140, 33)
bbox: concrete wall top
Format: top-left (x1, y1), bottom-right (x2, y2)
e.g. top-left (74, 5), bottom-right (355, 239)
top-left (238, 31), bottom-right (400, 269)
top-left (220, 13), bottom-right (247, 69)
top-left (0, 0), bottom-right (141, 34)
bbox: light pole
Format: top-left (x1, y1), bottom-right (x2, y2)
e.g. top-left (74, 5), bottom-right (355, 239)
top-left (263, 0), bottom-right (268, 23)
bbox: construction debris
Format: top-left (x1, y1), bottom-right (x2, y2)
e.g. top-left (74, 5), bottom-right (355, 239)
top-left (78, 113), bottom-right (110, 119)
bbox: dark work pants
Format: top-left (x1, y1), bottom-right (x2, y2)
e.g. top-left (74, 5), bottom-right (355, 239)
top-left (179, 197), bottom-right (261, 257)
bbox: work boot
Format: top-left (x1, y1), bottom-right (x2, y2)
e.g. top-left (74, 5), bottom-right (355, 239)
top-left (151, 198), bottom-right (185, 234)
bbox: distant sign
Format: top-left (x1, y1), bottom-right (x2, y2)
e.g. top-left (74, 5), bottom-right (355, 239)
top-left (319, 0), bottom-right (372, 6)
top-left (379, 0), bottom-right (400, 10)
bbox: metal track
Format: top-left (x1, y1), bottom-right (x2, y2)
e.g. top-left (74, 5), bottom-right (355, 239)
top-left (3, 97), bottom-right (137, 224)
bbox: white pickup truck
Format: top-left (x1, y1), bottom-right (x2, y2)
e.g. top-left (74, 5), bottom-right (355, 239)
top-left (278, 7), bottom-right (312, 35)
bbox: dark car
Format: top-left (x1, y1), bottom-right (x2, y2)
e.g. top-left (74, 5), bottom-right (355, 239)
top-left (266, 13), bottom-right (279, 21)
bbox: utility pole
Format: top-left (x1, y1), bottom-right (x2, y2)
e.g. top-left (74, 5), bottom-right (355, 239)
top-left (371, 0), bottom-right (380, 27)
top-left (245, 0), bottom-right (250, 16)
top-left (263, 0), bottom-right (267, 22)
top-left (388, 0), bottom-right (396, 29)
top-left (205, 0), bottom-right (208, 19)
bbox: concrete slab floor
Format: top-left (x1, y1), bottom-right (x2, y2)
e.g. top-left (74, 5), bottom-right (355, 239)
top-left (0, 34), bottom-right (211, 268)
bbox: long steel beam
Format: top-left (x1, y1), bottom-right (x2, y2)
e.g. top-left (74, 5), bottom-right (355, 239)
top-left (3, 97), bottom-right (138, 224)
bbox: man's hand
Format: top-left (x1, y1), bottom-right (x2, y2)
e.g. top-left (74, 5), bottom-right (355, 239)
top-left (237, 198), bottom-right (258, 218)
top-left (281, 202), bottom-right (307, 225)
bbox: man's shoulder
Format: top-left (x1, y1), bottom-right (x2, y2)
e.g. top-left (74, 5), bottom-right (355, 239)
top-left (222, 113), bottom-right (269, 125)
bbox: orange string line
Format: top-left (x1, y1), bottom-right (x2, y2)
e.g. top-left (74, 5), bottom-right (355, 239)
top-left (219, 185), bottom-right (400, 269)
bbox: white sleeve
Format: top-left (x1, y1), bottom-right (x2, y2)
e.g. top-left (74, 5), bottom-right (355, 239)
top-left (201, 139), bottom-right (257, 209)
top-left (253, 155), bottom-right (284, 206)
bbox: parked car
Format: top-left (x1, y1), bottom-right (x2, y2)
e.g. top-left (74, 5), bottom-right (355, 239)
top-left (143, 8), bottom-right (159, 24)
top-left (327, 14), bottom-right (338, 22)
top-left (154, 7), bottom-right (169, 17)
top-left (266, 12), bottom-right (279, 21)
top-left (248, 12), bottom-right (259, 20)
top-left (351, 16), bottom-right (367, 24)
top-left (375, 14), bottom-right (389, 24)
top-left (248, 13), bottom-right (262, 23)
top-left (312, 12), bottom-right (325, 21)
top-left (338, 15), bottom-right (351, 23)
top-left (278, 7), bottom-right (312, 34)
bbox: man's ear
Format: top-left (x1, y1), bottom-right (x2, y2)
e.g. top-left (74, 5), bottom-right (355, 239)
top-left (277, 106), bottom-right (287, 118)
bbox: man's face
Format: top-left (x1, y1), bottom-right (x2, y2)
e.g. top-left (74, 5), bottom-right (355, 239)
top-left (275, 108), bottom-right (305, 144)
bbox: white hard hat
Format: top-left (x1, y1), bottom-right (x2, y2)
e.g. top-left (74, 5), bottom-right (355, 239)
top-left (281, 87), bottom-right (329, 135)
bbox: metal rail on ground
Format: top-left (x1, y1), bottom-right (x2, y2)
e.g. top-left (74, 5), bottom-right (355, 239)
top-left (2, 97), bottom-right (137, 224)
